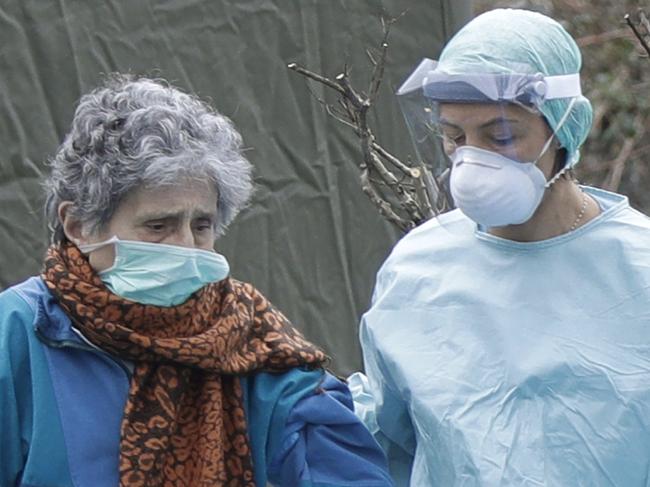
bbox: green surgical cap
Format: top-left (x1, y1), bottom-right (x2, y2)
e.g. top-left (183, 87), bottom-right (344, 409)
top-left (438, 9), bottom-right (593, 166)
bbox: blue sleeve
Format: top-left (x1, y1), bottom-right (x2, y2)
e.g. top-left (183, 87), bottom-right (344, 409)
top-left (0, 289), bottom-right (31, 486)
top-left (266, 372), bottom-right (394, 487)
top-left (0, 284), bottom-right (73, 487)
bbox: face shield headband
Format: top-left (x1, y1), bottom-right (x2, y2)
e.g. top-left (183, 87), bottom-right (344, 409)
top-left (397, 59), bottom-right (582, 108)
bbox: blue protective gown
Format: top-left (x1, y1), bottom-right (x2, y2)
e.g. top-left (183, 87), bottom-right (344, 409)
top-left (356, 187), bottom-right (650, 486)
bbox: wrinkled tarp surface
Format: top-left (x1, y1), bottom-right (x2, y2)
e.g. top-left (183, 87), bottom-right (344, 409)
top-left (0, 0), bottom-right (471, 374)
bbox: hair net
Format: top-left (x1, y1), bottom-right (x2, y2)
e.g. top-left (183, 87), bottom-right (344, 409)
top-left (437, 8), bottom-right (593, 167)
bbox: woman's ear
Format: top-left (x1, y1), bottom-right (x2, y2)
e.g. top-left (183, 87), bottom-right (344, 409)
top-left (58, 201), bottom-right (85, 245)
top-left (553, 147), bottom-right (568, 175)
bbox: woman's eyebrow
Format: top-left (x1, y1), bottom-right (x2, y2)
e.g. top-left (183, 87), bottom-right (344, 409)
top-left (135, 206), bottom-right (217, 222)
top-left (438, 118), bottom-right (462, 129)
top-left (438, 117), bottom-right (521, 130)
top-left (136, 211), bottom-right (183, 222)
top-left (478, 118), bottom-right (521, 130)
top-left (192, 210), bottom-right (216, 220)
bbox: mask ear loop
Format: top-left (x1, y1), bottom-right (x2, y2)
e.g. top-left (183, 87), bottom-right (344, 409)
top-left (544, 150), bottom-right (572, 188)
top-left (78, 235), bottom-right (119, 254)
top-left (534, 96), bottom-right (578, 188)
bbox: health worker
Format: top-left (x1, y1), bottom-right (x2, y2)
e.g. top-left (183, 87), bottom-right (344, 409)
top-left (350, 8), bottom-right (650, 487)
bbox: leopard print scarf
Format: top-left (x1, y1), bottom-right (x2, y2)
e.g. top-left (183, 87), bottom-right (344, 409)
top-left (42, 242), bottom-right (328, 486)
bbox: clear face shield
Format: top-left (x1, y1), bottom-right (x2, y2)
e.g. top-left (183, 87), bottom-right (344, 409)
top-left (396, 58), bottom-right (581, 229)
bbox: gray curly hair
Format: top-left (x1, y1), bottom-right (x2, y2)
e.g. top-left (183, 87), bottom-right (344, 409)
top-left (44, 73), bottom-right (253, 243)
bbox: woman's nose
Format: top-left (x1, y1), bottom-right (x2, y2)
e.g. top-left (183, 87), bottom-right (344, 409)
top-left (463, 133), bottom-right (482, 148)
top-left (166, 225), bottom-right (196, 248)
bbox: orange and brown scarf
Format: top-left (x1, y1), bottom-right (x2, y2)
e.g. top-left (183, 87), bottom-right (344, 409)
top-left (42, 242), bottom-right (328, 486)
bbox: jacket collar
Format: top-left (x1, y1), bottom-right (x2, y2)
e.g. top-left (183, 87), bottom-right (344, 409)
top-left (14, 276), bottom-right (84, 345)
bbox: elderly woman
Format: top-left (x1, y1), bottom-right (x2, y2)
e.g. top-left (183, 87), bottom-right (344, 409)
top-left (352, 8), bottom-right (650, 487)
top-left (0, 75), bottom-right (393, 486)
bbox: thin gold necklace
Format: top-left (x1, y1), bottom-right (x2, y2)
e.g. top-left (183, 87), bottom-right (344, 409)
top-left (569, 192), bottom-right (588, 232)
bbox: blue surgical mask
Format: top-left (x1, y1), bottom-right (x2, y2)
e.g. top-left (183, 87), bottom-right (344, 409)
top-left (78, 236), bottom-right (230, 307)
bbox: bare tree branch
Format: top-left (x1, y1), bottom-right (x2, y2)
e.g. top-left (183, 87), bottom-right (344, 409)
top-left (287, 16), bottom-right (441, 231)
top-left (324, 105), bottom-right (357, 131)
top-left (413, 166), bottom-right (436, 220)
top-left (368, 41), bottom-right (388, 103)
top-left (602, 138), bottom-right (636, 191)
top-left (625, 12), bottom-right (650, 58)
top-left (366, 49), bottom-right (377, 67)
top-left (641, 11), bottom-right (650, 39)
top-left (576, 28), bottom-right (632, 47)
top-left (602, 115), bottom-right (645, 191)
top-left (367, 20), bottom-right (391, 104)
top-left (372, 142), bottom-right (419, 177)
top-left (360, 168), bottom-right (414, 231)
top-left (287, 63), bottom-right (346, 95)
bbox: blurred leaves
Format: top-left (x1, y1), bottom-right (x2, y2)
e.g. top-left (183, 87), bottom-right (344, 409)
top-left (475, 0), bottom-right (650, 211)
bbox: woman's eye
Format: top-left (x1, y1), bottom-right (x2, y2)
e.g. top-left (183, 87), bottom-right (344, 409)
top-left (146, 222), bottom-right (166, 232)
top-left (194, 220), bottom-right (213, 232)
top-left (492, 136), bottom-right (515, 146)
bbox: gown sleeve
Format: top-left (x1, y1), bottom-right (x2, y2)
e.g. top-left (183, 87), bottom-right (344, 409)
top-left (354, 312), bottom-right (417, 487)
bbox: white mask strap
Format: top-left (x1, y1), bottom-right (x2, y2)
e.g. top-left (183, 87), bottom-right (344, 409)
top-left (534, 97), bottom-right (578, 188)
top-left (77, 235), bottom-right (119, 254)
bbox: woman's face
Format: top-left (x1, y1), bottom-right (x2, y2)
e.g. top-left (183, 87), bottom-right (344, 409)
top-left (437, 102), bottom-right (557, 177)
top-left (76, 179), bottom-right (218, 272)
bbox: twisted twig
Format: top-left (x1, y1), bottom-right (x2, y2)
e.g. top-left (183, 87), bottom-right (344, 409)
top-left (625, 11), bottom-right (650, 58)
top-left (287, 17), bottom-right (439, 231)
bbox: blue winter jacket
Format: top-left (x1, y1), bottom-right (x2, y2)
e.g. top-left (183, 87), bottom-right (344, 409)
top-left (0, 277), bottom-right (394, 487)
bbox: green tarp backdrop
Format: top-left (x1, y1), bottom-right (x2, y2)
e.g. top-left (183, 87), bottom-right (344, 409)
top-left (0, 0), bottom-right (471, 374)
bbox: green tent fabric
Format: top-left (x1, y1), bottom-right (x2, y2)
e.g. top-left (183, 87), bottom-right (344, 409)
top-left (0, 0), bottom-right (471, 374)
